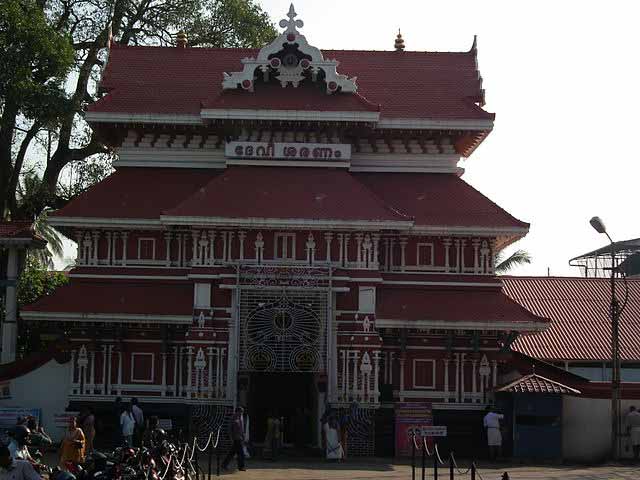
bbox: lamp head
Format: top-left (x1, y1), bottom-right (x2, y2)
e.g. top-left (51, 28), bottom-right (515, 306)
top-left (590, 216), bottom-right (607, 234)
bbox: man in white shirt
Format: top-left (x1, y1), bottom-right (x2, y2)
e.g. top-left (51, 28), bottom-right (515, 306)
top-left (0, 446), bottom-right (41, 480)
top-left (8, 427), bottom-right (34, 463)
top-left (483, 407), bottom-right (504, 461)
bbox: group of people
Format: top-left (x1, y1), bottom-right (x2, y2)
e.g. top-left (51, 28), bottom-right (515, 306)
top-left (115, 397), bottom-right (144, 447)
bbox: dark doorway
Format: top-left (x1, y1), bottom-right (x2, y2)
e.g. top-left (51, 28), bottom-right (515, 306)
top-left (248, 372), bottom-right (317, 453)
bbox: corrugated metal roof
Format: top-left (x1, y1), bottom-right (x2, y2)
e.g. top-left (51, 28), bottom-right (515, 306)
top-left (503, 277), bottom-right (640, 362)
top-left (495, 373), bottom-right (581, 395)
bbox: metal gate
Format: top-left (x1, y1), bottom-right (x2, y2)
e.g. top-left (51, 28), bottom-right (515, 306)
top-left (238, 266), bottom-right (330, 373)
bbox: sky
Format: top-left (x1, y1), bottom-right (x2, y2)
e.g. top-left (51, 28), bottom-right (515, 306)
top-left (57, 0), bottom-right (640, 276)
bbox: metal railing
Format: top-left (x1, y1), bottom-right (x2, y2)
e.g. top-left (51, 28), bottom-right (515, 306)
top-left (159, 427), bottom-right (223, 480)
top-left (410, 433), bottom-right (510, 480)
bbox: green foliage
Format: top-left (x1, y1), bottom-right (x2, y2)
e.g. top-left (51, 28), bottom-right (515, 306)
top-left (17, 254), bottom-right (68, 307)
top-left (0, 0), bottom-right (74, 121)
top-left (14, 254), bottom-right (68, 357)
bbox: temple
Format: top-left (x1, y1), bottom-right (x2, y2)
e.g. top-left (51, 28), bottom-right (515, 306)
top-left (20, 5), bottom-right (550, 455)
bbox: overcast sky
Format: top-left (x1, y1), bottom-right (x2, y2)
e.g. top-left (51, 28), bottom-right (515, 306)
top-left (255, 0), bottom-right (639, 277)
top-left (57, 1), bottom-right (639, 276)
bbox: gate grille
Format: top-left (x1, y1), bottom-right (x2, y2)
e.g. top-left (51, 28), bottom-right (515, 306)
top-left (239, 288), bottom-right (328, 372)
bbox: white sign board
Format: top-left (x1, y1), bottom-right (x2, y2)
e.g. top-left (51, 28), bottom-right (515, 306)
top-left (225, 141), bottom-right (351, 160)
top-left (419, 426), bottom-right (447, 437)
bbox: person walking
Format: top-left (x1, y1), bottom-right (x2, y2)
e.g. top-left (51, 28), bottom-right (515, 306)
top-left (59, 417), bottom-right (85, 469)
top-left (483, 406), bottom-right (504, 461)
top-left (221, 407), bottom-right (246, 472)
top-left (626, 405), bottom-right (640, 461)
top-left (131, 398), bottom-right (144, 447)
top-left (120, 404), bottom-right (136, 447)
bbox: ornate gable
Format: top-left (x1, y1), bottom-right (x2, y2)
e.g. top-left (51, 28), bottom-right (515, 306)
top-left (222, 4), bottom-right (357, 94)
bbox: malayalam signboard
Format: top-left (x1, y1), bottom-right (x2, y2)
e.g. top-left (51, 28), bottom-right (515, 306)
top-left (395, 402), bottom-right (445, 456)
top-left (225, 142), bottom-right (351, 161)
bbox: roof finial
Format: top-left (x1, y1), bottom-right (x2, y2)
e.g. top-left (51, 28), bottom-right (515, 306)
top-left (279, 3), bottom-right (304, 34)
top-left (176, 30), bottom-right (188, 48)
top-left (395, 29), bottom-right (405, 51)
top-left (470, 34), bottom-right (477, 52)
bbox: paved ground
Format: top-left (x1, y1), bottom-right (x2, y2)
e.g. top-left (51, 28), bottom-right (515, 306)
top-left (208, 459), bottom-right (640, 480)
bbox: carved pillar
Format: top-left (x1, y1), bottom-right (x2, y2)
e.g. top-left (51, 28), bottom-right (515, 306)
top-left (454, 239), bottom-right (461, 273)
top-left (238, 231), bottom-right (246, 261)
top-left (355, 233), bottom-right (363, 267)
top-left (100, 345), bottom-right (107, 395)
top-left (306, 233), bottom-right (316, 265)
top-left (472, 359), bottom-right (477, 399)
top-left (324, 232), bottom-right (333, 263)
top-left (91, 231), bottom-right (100, 265)
top-left (489, 239), bottom-right (497, 274)
top-left (75, 231), bottom-right (84, 264)
top-left (472, 239), bottom-right (480, 274)
top-left (460, 239), bottom-right (467, 273)
top-left (343, 234), bottom-right (350, 267)
top-left (89, 349), bottom-right (96, 392)
top-left (207, 347), bottom-right (214, 397)
top-left (372, 234), bottom-right (380, 269)
top-left (221, 232), bottom-right (228, 263)
top-left (227, 231), bottom-right (235, 261)
top-left (351, 351), bottom-right (359, 398)
top-left (460, 353), bottom-right (466, 402)
top-left (70, 350), bottom-right (76, 388)
top-left (384, 238), bottom-right (390, 271)
top-left (186, 346), bottom-right (193, 397)
top-left (209, 231), bottom-right (216, 264)
top-left (373, 351), bottom-right (380, 403)
top-left (164, 232), bottom-right (172, 267)
top-left (443, 238), bottom-right (452, 273)
top-left (254, 232), bottom-right (264, 263)
top-left (400, 237), bottom-right (408, 271)
top-left (389, 237), bottom-right (395, 270)
top-left (121, 232), bottom-right (128, 266)
top-left (182, 234), bottom-right (187, 267)
top-left (492, 359), bottom-right (498, 387)
top-left (337, 234), bottom-right (344, 266)
top-left (117, 350), bottom-right (123, 394)
top-left (177, 347), bottom-right (183, 397)
top-left (173, 346), bottom-right (179, 396)
top-left (106, 232), bottom-right (112, 266)
top-left (454, 353), bottom-right (460, 403)
top-left (191, 231), bottom-right (199, 266)
top-left (111, 232), bottom-right (118, 266)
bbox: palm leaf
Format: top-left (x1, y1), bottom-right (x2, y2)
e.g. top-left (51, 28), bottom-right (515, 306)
top-left (495, 249), bottom-right (532, 274)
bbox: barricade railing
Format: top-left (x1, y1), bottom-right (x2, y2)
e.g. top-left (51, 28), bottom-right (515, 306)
top-left (410, 432), bottom-right (509, 480)
top-left (160, 427), bottom-right (222, 480)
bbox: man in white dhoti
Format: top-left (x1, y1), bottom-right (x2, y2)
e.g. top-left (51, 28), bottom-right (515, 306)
top-left (483, 407), bottom-right (504, 461)
top-left (626, 405), bottom-right (640, 461)
top-left (323, 417), bottom-right (344, 461)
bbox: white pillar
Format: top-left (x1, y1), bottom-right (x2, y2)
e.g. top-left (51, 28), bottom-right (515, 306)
top-left (101, 346), bottom-right (107, 395)
top-left (355, 233), bottom-right (363, 267)
top-left (337, 234), bottom-right (344, 266)
top-left (460, 353), bottom-right (466, 402)
top-left (106, 232), bottom-right (112, 265)
top-left (373, 351), bottom-right (380, 403)
top-left (372, 234), bottom-right (380, 269)
top-left (454, 353), bottom-right (460, 403)
top-left (89, 350), bottom-right (96, 393)
top-left (443, 238), bottom-right (451, 273)
top-left (1, 247), bottom-right (19, 363)
top-left (91, 231), bottom-right (100, 265)
top-left (165, 232), bottom-right (172, 267)
top-left (121, 232), bottom-right (128, 266)
top-left (209, 231), bottom-right (216, 265)
top-left (186, 347), bottom-right (193, 397)
top-left (389, 237), bottom-right (395, 270)
top-left (176, 234), bottom-right (183, 267)
top-left (324, 233), bottom-right (333, 263)
top-left (207, 347), bottom-right (214, 397)
top-left (351, 352), bottom-right (359, 397)
top-left (400, 237), bottom-right (407, 271)
top-left (492, 359), bottom-right (498, 387)
top-left (227, 231), bottom-right (235, 261)
top-left (238, 231), bottom-right (246, 261)
top-left (191, 231), bottom-right (199, 266)
top-left (343, 234), bottom-right (350, 267)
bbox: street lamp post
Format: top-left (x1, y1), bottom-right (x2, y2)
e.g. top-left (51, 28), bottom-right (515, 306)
top-left (589, 216), bottom-right (621, 460)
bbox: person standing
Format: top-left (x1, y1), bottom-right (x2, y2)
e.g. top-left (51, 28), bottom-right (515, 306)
top-left (221, 407), bottom-right (246, 472)
top-left (264, 411), bottom-right (281, 461)
top-left (323, 417), bottom-right (344, 461)
top-left (626, 405), bottom-right (640, 461)
top-left (80, 408), bottom-right (96, 453)
top-left (483, 407), bottom-right (504, 461)
top-left (131, 398), bottom-right (144, 447)
top-left (59, 417), bottom-right (85, 469)
top-left (120, 405), bottom-right (136, 447)
top-left (8, 426), bottom-right (34, 462)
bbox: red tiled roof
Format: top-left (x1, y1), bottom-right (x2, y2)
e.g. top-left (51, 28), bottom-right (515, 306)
top-left (503, 277), bottom-right (640, 361)
top-left (89, 44), bottom-right (491, 121)
top-left (377, 287), bottom-right (549, 329)
top-left (0, 221), bottom-right (46, 245)
top-left (354, 173), bottom-right (529, 230)
top-left (495, 373), bottom-right (581, 395)
top-left (21, 280), bottom-right (193, 317)
top-left (163, 166), bottom-right (410, 224)
top-left (51, 167), bottom-right (217, 219)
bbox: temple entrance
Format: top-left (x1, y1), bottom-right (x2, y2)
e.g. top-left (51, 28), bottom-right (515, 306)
top-left (248, 372), bottom-right (319, 454)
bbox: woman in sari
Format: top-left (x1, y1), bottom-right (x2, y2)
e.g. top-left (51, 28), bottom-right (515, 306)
top-left (59, 416), bottom-right (86, 469)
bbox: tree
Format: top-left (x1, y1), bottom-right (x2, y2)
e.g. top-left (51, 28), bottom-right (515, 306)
top-left (1, 0), bottom-right (277, 225)
top-left (495, 249), bottom-right (532, 274)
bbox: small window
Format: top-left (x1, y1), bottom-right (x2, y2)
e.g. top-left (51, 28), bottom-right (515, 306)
top-left (131, 353), bottom-right (154, 383)
top-left (138, 238), bottom-right (156, 260)
top-left (274, 233), bottom-right (296, 260)
top-left (358, 286), bottom-right (376, 314)
top-left (413, 359), bottom-right (436, 389)
top-left (416, 243), bottom-right (434, 267)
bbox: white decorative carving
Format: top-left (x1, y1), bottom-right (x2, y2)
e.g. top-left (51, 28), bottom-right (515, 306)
top-left (363, 315), bottom-right (372, 333)
top-left (222, 4), bottom-right (357, 94)
top-left (198, 311), bottom-right (206, 328)
top-left (194, 348), bottom-right (206, 370)
top-left (77, 345), bottom-right (89, 368)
